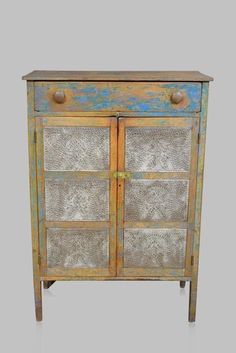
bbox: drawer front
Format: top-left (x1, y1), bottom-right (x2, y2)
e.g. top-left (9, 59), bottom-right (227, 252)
top-left (34, 82), bottom-right (201, 112)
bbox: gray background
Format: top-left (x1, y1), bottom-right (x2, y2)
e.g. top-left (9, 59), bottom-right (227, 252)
top-left (0, 0), bottom-right (235, 352)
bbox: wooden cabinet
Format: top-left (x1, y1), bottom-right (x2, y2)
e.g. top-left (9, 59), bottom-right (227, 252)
top-left (23, 71), bottom-right (213, 322)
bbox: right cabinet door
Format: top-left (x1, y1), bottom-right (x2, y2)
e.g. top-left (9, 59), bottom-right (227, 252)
top-left (117, 117), bottom-right (199, 277)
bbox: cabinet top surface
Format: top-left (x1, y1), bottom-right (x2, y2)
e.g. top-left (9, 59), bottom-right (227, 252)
top-left (22, 70), bottom-right (213, 82)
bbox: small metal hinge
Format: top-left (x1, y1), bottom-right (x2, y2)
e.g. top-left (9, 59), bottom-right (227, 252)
top-left (191, 255), bottom-right (194, 266)
top-left (34, 130), bottom-right (37, 144)
top-left (197, 132), bottom-right (200, 144)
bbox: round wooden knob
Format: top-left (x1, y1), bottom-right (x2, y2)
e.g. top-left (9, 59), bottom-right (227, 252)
top-left (171, 91), bottom-right (184, 104)
top-left (53, 91), bottom-right (66, 104)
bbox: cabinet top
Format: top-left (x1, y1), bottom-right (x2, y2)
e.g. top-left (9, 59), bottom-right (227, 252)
top-left (22, 70), bottom-right (213, 82)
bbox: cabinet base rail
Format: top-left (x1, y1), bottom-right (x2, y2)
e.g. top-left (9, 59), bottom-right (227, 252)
top-left (34, 277), bottom-right (196, 322)
top-left (41, 276), bottom-right (192, 281)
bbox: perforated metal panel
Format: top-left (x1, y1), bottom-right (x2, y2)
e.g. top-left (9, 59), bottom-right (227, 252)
top-left (125, 127), bottom-right (192, 172)
top-left (44, 127), bottom-right (109, 171)
top-left (124, 228), bottom-right (186, 268)
top-left (47, 228), bottom-right (109, 268)
top-left (125, 179), bottom-right (189, 221)
top-left (45, 179), bottom-right (109, 221)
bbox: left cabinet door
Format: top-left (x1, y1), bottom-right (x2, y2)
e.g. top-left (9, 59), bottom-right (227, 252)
top-left (36, 117), bottom-right (117, 277)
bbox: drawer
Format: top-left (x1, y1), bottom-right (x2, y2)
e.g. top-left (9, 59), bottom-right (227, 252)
top-left (34, 82), bottom-right (201, 112)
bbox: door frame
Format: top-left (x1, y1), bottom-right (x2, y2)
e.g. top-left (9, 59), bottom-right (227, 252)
top-left (35, 116), bottom-right (117, 277)
top-left (117, 117), bottom-right (199, 277)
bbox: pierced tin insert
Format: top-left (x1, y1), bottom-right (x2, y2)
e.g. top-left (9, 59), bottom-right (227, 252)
top-left (124, 228), bottom-right (187, 268)
top-left (125, 179), bottom-right (189, 221)
top-left (44, 127), bottom-right (110, 171)
top-left (47, 228), bottom-right (109, 268)
top-left (125, 127), bottom-right (192, 172)
top-left (45, 179), bottom-right (109, 221)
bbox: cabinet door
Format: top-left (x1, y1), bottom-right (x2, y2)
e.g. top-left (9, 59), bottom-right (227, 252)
top-left (117, 117), bottom-right (199, 277)
top-left (36, 117), bottom-right (117, 277)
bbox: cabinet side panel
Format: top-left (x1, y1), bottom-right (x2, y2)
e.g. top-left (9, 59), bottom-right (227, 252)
top-left (27, 82), bottom-right (42, 320)
top-left (189, 82), bottom-right (209, 321)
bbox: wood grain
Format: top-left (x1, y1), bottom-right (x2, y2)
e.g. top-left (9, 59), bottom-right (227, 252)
top-left (22, 70), bottom-right (213, 82)
top-left (184, 117), bottom-right (200, 275)
top-left (42, 276), bottom-right (191, 281)
top-left (188, 83), bottom-right (209, 322)
top-left (27, 82), bottom-right (43, 321)
top-left (34, 82), bottom-right (201, 113)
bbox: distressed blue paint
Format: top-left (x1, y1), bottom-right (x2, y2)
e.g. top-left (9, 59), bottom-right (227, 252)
top-left (38, 160), bottom-right (43, 169)
top-left (35, 82), bottom-right (201, 112)
top-left (74, 95), bottom-right (88, 103)
top-left (78, 86), bottom-right (97, 94)
top-left (39, 207), bottom-right (44, 220)
top-left (131, 102), bottom-right (151, 111)
top-left (100, 89), bottom-right (110, 97)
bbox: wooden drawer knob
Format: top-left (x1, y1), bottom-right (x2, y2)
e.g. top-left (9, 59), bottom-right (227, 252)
top-left (171, 91), bottom-right (184, 104)
top-left (53, 91), bottom-right (66, 104)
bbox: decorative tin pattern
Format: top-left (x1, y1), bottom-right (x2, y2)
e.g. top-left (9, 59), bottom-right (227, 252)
top-left (124, 228), bottom-right (186, 268)
top-left (125, 127), bottom-right (192, 172)
top-left (47, 228), bottom-right (109, 268)
top-left (44, 127), bottom-right (109, 171)
top-left (45, 179), bottom-right (109, 221)
top-left (125, 179), bottom-right (189, 221)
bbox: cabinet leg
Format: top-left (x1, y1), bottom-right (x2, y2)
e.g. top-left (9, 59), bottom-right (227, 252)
top-left (188, 280), bottom-right (198, 322)
top-left (34, 278), bottom-right (42, 321)
top-left (44, 280), bottom-right (56, 289)
top-left (180, 281), bottom-right (186, 288)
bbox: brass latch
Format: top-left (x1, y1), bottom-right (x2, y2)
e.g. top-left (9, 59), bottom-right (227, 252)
top-left (113, 171), bottom-right (131, 179)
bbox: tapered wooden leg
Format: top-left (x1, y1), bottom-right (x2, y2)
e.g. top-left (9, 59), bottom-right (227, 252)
top-left (188, 83), bottom-right (209, 323)
top-left (34, 278), bottom-right (42, 321)
top-left (188, 279), bottom-right (197, 322)
top-left (44, 280), bottom-right (56, 289)
top-left (180, 281), bottom-right (186, 288)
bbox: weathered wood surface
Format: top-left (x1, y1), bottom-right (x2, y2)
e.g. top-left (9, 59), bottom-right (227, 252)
top-left (188, 83), bottom-right (209, 322)
top-left (123, 268), bottom-right (186, 277)
top-left (27, 82), bottom-right (42, 321)
top-left (116, 117), bottom-right (198, 278)
top-left (22, 70), bottom-right (213, 82)
top-left (34, 111), bottom-right (199, 117)
top-left (184, 118), bottom-right (199, 275)
top-left (42, 276), bottom-right (192, 281)
top-left (45, 221), bottom-right (110, 229)
top-left (35, 116), bottom-right (117, 278)
top-left (24, 72), bottom-right (212, 321)
top-left (34, 82), bottom-right (201, 112)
